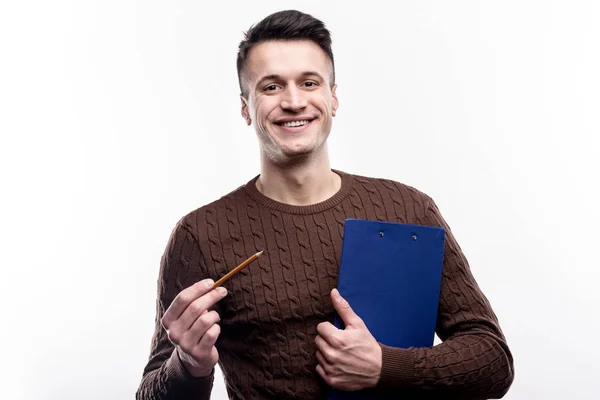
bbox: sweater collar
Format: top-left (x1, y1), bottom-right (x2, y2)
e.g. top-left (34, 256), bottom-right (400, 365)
top-left (243, 169), bottom-right (355, 215)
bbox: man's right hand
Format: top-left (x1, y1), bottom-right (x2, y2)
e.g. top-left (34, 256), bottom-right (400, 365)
top-left (161, 279), bottom-right (228, 377)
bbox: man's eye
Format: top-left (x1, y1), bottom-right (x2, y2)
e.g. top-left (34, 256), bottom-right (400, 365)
top-left (304, 81), bottom-right (317, 87)
top-left (265, 84), bottom-right (278, 91)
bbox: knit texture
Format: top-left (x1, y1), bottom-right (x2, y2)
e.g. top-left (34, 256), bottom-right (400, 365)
top-left (136, 170), bottom-right (514, 399)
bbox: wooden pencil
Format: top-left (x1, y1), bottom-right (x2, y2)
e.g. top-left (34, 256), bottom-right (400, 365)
top-left (213, 250), bottom-right (264, 288)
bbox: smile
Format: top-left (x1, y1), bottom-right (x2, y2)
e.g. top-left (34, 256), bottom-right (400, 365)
top-left (282, 120), bottom-right (310, 127)
top-left (275, 118), bottom-right (316, 132)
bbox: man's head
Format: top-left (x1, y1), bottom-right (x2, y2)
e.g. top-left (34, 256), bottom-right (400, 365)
top-left (237, 10), bottom-right (335, 98)
top-left (237, 10), bottom-right (339, 164)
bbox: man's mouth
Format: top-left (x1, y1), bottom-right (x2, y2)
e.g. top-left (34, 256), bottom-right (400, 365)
top-left (275, 117), bottom-right (316, 131)
top-left (280, 120), bottom-right (311, 128)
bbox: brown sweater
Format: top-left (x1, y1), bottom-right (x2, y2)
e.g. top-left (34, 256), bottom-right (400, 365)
top-left (136, 170), bottom-right (514, 399)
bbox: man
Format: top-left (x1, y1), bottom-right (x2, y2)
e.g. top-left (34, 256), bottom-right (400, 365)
top-left (136, 9), bottom-right (514, 400)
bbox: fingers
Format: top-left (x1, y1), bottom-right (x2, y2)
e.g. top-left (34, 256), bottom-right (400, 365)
top-left (316, 321), bottom-right (336, 338)
top-left (316, 351), bottom-right (337, 387)
top-left (315, 336), bottom-right (336, 363)
top-left (162, 279), bottom-right (216, 328)
top-left (316, 362), bottom-right (327, 381)
top-left (316, 350), bottom-right (332, 373)
top-left (316, 322), bottom-right (343, 348)
top-left (316, 332), bottom-right (348, 378)
top-left (331, 288), bottom-right (363, 328)
top-left (316, 349), bottom-right (326, 365)
top-left (191, 310), bottom-right (221, 339)
top-left (159, 278), bottom-right (227, 376)
top-left (167, 306), bottom-right (222, 373)
top-left (179, 310), bottom-right (221, 348)
top-left (184, 323), bottom-right (221, 368)
top-left (315, 329), bottom-right (341, 378)
top-left (163, 279), bottom-right (228, 331)
top-left (176, 286), bottom-right (227, 331)
top-left (196, 323), bottom-right (221, 354)
top-left (315, 335), bottom-right (328, 355)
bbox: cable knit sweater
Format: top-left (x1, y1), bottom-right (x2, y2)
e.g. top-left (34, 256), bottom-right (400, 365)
top-left (136, 170), bottom-right (514, 399)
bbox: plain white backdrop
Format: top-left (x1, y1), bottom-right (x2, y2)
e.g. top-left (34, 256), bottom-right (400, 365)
top-left (1, 1), bottom-right (598, 399)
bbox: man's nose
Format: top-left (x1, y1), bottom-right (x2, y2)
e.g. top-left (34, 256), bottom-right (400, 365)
top-left (280, 86), bottom-right (308, 112)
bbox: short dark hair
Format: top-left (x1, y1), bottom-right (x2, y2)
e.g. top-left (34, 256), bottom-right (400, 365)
top-left (236, 10), bottom-right (335, 98)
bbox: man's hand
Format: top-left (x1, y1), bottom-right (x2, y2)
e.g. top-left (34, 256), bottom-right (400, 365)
top-left (315, 289), bottom-right (382, 391)
top-left (161, 279), bottom-right (227, 377)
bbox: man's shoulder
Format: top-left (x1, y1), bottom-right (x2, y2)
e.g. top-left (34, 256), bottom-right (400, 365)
top-left (347, 171), bottom-right (433, 205)
top-left (175, 177), bottom-right (253, 231)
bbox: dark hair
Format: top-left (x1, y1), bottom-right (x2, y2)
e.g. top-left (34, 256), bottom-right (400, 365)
top-left (236, 10), bottom-right (335, 98)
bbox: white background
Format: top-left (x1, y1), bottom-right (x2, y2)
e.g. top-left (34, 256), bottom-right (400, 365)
top-left (1, 1), bottom-right (598, 399)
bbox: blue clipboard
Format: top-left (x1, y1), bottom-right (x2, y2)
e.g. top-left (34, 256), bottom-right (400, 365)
top-left (328, 218), bottom-right (445, 399)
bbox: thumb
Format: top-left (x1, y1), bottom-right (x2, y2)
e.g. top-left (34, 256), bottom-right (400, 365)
top-left (331, 289), bottom-right (363, 328)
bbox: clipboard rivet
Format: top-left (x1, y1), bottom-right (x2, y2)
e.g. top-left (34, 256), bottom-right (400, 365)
top-left (413, 235), bottom-right (418, 241)
top-left (380, 232), bottom-right (384, 237)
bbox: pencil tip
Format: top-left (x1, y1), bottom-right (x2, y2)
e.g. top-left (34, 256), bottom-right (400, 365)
top-left (257, 250), bottom-right (264, 256)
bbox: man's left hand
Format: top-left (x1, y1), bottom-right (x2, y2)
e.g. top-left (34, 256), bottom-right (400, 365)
top-left (315, 288), bottom-right (382, 391)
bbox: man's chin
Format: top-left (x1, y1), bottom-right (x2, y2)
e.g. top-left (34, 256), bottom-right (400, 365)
top-left (285, 141), bottom-right (325, 157)
top-left (267, 147), bottom-right (315, 165)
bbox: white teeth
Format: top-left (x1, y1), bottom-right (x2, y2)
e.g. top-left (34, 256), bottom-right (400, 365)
top-left (282, 120), bottom-right (309, 127)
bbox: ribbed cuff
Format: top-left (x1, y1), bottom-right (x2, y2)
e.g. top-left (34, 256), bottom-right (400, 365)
top-left (164, 350), bottom-right (215, 395)
top-left (377, 343), bottom-right (418, 387)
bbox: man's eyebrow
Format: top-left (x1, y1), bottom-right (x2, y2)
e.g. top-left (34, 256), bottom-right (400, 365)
top-left (300, 71), bottom-right (325, 80)
top-left (254, 71), bottom-right (326, 90)
top-left (255, 74), bottom-right (280, 90)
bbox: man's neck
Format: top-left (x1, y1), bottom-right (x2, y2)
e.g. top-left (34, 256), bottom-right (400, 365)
top-left (256, 149), bottom-right (341, 206)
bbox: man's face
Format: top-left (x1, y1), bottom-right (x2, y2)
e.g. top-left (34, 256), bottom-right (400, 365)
top-left (241, 40), bottom-right (338, 164)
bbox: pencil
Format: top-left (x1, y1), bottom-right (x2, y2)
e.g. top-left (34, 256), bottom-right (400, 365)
top-left (213, 250), bottom-right (264, 288)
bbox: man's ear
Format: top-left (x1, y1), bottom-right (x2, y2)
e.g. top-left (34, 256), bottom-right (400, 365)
top-left (331, 84), bottom-right (339, 117)
top-left (240, 95), bottom-right (251, 126)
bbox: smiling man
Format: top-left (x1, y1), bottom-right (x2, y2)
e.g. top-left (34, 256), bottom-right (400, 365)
top-left (240, 39), bottom-right (338, 171)
top-left (136, 9), bottom-right (514, 400)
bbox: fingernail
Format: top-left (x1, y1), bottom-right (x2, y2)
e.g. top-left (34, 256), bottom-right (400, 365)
top-left (217, 287), bottom-right (227, 296)
top-left (204, 279), bottom-right (214, 288)
top-left (333, 289), bottom-right (341, 301)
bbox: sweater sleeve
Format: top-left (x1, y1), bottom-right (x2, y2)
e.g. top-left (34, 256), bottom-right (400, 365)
top-left (136, 219), bottom-right (215, 400)
top-left (376, 197), bottom-right (514, 399)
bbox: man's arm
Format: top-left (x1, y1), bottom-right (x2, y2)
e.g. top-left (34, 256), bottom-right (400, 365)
top-left (376, 197), bottom-right (515, 398)
top-left (136, 220), bottom-right (215, 400)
